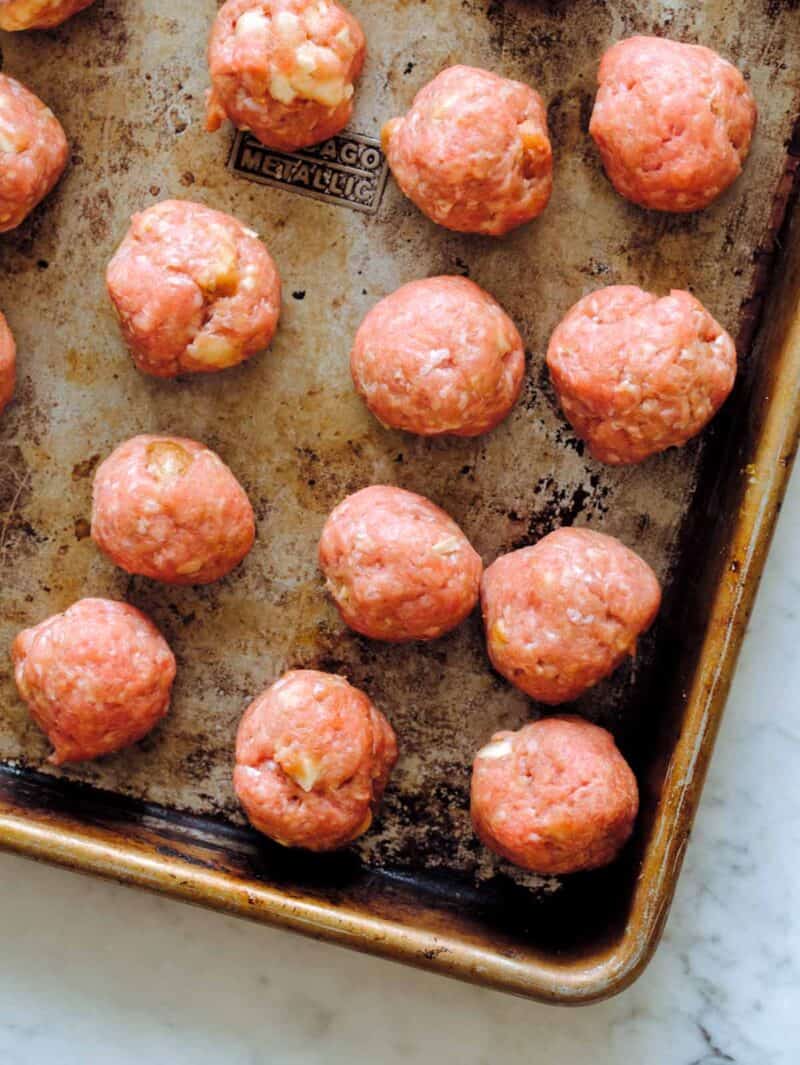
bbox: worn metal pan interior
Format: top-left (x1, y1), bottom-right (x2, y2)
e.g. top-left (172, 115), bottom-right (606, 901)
top-left (1, 0), bottom-right (800, 1003)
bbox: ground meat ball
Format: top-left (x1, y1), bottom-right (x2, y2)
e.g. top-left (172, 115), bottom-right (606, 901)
top-left (382, 65), bottom-right (552, 236)
top-left (12, 598), bottom-right (176, 765)
top-left (318, 485), bottom-right (482, 642)
top-left (350, 277), bottom-right (525, 437)
top-left (106, 200), bottom-right (281, 378)
top-left (470, 716), bottom-right (639, 874)
top-left (589, 36), bottom-right (757, 213)
top-left (546, 285), bottom-right (737, 465)
top-left (0, 0), bottom-right (95, 30)
top-left (482, 528), bottom-right (660, 705)
top-left (0, 73), bottom-right (67, 232)
top-left (206, 0), bottom-right (365, 152)
top-left (234, 670), bottom-right (398, 851)
top-left (0, 312), bottom-right (16, 416)
top-left (91, 435), bottom-right (255, 585)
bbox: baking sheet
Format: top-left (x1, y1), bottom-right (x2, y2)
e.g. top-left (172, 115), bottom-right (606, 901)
top-left (1, 0), bottom-right (798, 892)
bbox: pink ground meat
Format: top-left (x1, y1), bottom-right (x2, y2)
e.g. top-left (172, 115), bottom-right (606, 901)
top-left (0, 0), bottom-right (95, 29)
top-left (12, 598), bottom-right (176, 765)
top-left (382, 65), bottom-right (552, 236)
top-left (481, 527), bottom-right (661, 705)
top-left (0, 312), bottom-right (16, 416)
top-left (350, 276), bottom-right (525, 438)
top-left (589, 36), bottom-right (757, 213)
top-left (470, 716), bottom-right (639, 874)
top-left (91, 435), bottom-right (255, 585)
top-left (106, 199), bottom-right (281, 378)
top-left (206, 0), bottom-right (365, 152)
top-left (0, 73), bottom-right (67, 232)
top-left (234, 669), bottom-right (398, 851)
top-left (546, 285), bottom-right (737, 465)
top-left (318, 485), bottom-right (482, 642)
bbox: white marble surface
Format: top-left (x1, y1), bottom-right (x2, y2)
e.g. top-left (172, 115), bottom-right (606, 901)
top-left (0, 470), bottom-right (798, 1064)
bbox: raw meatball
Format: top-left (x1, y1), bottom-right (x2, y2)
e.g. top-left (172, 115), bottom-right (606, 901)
top-left (350, 276), bottom-right (525, 437)
top-left (482, 527), bottom-right (660, 704)
top-left (0, 73), bottom-right (68, 232)
top-left (471, 716), bottom-right (639, 874)
top-left (0, 0), bottom-right (95, 30)
top-left (12, 598), bottom-right (176, 765)
top-left (589, 36), bottom-right (757, 213)
top-left (0, 312), bottom-right (16, 416)
top-left (234, 669), bottom-right (398, 851)
top-left (91, 435), bottom-right (255, 585)
top-left (318, 485), bottom-right (482, 642)
top-left (106, 200), bottom-right (281, 378)
top-left (381, 65), bottom-right (552, 236)
top-left (206, 0), bottom-right (366, 152)
top-left (546, 285), bottom-right (737, 465)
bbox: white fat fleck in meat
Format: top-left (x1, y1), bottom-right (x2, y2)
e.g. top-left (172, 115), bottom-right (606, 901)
top-left (333, 26), bottom-right (351, 49)
top-left (432, 535), bottom-right (462, 556)
top-left (278, 748), bottom-right (321, 792)
top-left (273, 10), bottom-right (303, 43)
top-left (269, 74), bottom-right (296, 105)
top-left (288, 69), bottom-right (349, 108)
top-left (477, 737), bottom-right (513, 760)
top-left (235, 7), bottom-right (269, 37)
top-left (303, 0), bottom-right (331, 35)
top-left (0, 119), bottom-right (22, 154)
top-left (418, 348), bottom-right (451, 376)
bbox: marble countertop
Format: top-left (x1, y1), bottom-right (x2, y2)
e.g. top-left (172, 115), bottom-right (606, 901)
top-left (1, 470), bottom-right (798, 1064)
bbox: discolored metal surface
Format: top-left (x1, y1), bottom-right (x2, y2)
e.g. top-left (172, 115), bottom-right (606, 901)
top-left (1, 0), bottom-right (800, 986)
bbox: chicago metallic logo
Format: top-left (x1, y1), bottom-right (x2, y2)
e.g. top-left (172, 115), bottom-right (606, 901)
top-left (228, 129), bottom-right (389, 214)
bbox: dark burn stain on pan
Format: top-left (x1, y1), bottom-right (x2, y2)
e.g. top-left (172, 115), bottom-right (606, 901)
top-left (0, 0), bottom-right (799, 929)
top-left (0, 443), bottom-right (36, 568)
